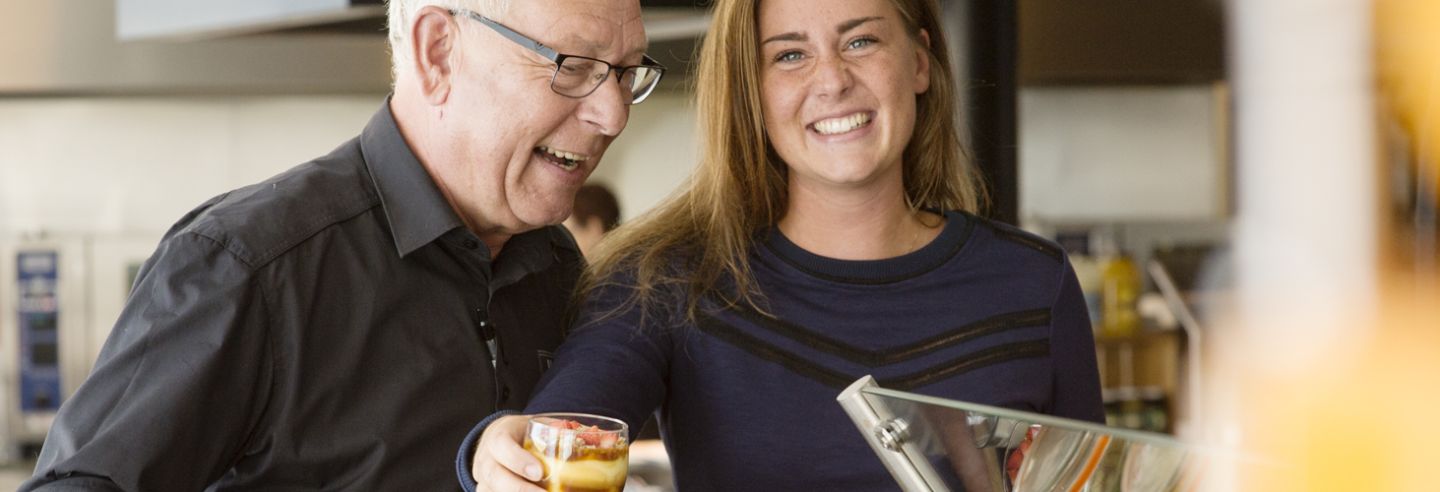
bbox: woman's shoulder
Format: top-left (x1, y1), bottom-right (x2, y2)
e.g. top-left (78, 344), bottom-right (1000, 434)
top-left (591, 242), bottom-right (701, 285)
top-left (948, 210), bottom-right (1069, 269)
top-left (584, 242), bottom-right (700, 308)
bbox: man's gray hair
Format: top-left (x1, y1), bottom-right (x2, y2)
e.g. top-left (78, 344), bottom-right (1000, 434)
top-left (387, 0), bottom-right (511, 80)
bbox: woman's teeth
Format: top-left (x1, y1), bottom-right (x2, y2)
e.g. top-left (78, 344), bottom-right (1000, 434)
top-left (537, 146), bottom-right (586, 170)
top-left (812, 113), bottom-right (872, 135)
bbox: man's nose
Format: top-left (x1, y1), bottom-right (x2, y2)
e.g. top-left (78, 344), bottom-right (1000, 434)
top-left (577, 76), bottom-right (630, 137)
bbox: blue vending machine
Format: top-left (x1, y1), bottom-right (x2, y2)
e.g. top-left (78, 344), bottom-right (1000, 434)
top-left (17, 251), bottom-right (62, 415)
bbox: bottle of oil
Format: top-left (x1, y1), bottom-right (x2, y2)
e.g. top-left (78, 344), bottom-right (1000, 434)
top-left (1100, 232), bottom-right (1142, 339)
top-left (1056, 231), bottom-right (1103, 332)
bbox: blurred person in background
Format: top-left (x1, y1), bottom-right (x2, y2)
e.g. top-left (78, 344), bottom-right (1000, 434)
top-left (21, 0), bottom-right (662, 490)
top-left (461, 0), bottom-right (1101, 490)
top-left (563, 183), bottom-right (623, 259)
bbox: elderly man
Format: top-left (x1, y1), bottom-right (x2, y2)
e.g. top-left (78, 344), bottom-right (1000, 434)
top-left (21, 0), bottom-right (660, 490)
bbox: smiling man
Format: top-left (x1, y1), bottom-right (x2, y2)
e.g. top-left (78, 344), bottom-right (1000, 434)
top-left (21, 0), bottom-right (660, 490)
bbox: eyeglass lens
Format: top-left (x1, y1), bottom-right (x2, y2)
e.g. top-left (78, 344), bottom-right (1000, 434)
top-left (552, 57), bottom-right (663, 103)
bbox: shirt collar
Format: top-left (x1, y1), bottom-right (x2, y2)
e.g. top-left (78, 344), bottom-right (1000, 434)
top-left (493, 226), bottom-right (581, 289)
top-left (360, 95), bottom-right (465, 258)
top-left (359, 96), bottom-right (581, 264)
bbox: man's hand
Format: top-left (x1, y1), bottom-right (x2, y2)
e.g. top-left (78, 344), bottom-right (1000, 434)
top-left (473, 415), bottom-right (546, 492)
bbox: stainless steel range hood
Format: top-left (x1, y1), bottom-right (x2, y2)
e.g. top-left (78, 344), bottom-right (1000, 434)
top-left (0, 0), bottom-right (392, 95)
top-left (117, 0), bottom-right (386, 41)
top-left (116, 0), bottom-right (708, 41)
top-left (112, 0), bottom-right (711, 89)
top-left (0, 0), bottom-right (708, 96)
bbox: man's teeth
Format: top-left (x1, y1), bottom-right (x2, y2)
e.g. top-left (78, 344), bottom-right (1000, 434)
top-left (813, 113), bottom-right (872, 135)
top-left (538, 146), bottom-right (586, 169)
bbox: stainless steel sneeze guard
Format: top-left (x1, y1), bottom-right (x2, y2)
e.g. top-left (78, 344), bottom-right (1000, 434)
top-left (838, 376), bottom-right (953, 491)
top-left (837, 376), bottom-right (1213, 492)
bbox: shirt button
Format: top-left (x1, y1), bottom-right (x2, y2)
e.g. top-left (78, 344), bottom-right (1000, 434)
top-left (462, 239), bottom-right (479, 249)
top-left (500, 387), bottom-right (511, 401)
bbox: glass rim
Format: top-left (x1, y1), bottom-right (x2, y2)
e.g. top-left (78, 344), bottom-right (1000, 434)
top-left (529, 412), bottom-right (628, 432)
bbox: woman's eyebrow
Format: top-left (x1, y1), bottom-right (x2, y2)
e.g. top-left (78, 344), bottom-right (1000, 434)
top-left (837, 16), bottom-right (884, 35)
top-left (762, 31), bottom-right (807, 45)
top-left (762, 15), bottom-right (885, 46)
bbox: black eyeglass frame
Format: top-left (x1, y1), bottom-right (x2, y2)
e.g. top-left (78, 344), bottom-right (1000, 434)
top-left (449, 9), bottom-right (667, 104)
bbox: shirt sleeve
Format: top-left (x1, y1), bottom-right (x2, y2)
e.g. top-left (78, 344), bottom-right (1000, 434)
top-left (455, 409), bottom-right (520, 492)
top-left (522, 281), bottom-right (675, 436)
top-left (1048, 258), bottom-right (1106, 423)
top-left (21, 232), bottom-right (274, 491)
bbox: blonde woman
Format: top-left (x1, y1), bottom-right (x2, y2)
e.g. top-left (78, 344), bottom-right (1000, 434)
top-left (461, 0), bottom-right (1102, 490)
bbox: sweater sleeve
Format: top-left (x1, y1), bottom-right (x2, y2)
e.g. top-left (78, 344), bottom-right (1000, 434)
top-left (455, 409), bottom-right (520, 492)
top-left (455, 281), bottom-right (674, 491)
top-left (1048, 258), bottom-right (1106, 423)
top-left (522, 281), bottom-right (675, 432)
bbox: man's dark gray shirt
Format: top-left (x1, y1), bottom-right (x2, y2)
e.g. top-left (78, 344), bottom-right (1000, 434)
top-left (22, 100), bottom-right (583, 491)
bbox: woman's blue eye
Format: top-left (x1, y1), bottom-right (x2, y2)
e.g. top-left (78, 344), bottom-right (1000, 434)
top-left (847, 37), bottom-right (876, 50)
top-left (776, 51), bottom-right (804, 63)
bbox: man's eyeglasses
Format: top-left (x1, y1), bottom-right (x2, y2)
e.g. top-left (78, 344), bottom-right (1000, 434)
top-left (450, 9), bottom-right (667, 105)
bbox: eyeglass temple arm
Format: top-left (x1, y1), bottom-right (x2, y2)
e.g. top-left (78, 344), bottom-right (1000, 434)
top-left (640, 55), bottom-right (666, 70)
top-left (455, 10), bottom-right (560, 60)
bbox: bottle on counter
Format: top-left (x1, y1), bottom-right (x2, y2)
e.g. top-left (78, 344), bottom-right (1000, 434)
top-left (1102, 388), bottom-right (1122, 427)
top-left (1098, 230), bottom-right (1142, 339)
top-left (1055, 231), bottom-right (1103, 331)
top-left (1115, 386), bottom-right (1144, 430)
top-left (1139, 386), bottom-right (1170, 433)
top-left (1076, 260), bottom-right (1102, 330)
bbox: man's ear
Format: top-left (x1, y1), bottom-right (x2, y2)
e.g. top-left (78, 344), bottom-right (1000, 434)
top-left (411, 6), bottom-right (457, 105)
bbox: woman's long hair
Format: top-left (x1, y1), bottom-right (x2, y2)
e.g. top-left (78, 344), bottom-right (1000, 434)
top-left (580, 0), bottom-right (985, 323)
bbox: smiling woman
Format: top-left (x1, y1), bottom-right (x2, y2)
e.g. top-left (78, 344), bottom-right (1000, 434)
top-left (758, 5), bottom-right (927, 196)
top-left (589, 0), bottom-right (983, 314)
top-left (461, 0), bottom-right (1103, 490)
top-left (757, 0), bottom-right (942, 260)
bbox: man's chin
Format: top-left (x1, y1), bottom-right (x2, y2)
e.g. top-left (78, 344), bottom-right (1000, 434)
top-left (516, 207), bottom-right (574, 231)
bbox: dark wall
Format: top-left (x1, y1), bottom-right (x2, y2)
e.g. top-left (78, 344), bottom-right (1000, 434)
top-left (1019, 0), bottom-right (1226, 84)
top-left (960, 0), bottom-right (1227, 225)
top-left (966, 0), bottom-right (1021, 225)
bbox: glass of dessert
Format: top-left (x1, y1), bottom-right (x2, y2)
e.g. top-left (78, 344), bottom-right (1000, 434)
top-left (524, 413), bottom-right (629, 492)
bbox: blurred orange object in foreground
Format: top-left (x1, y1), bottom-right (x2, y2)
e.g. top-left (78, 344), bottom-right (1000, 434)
top-left (1376, 0), bottom-right (1440, 190)
top-left (1231, 277), bottom-right (1440, 491)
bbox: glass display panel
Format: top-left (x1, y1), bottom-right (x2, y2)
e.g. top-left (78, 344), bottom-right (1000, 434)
top-left (839, 376), bottom-right (1226, 492)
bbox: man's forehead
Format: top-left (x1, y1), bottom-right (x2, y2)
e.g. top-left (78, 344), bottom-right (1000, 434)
top-left (556, 33), bottom-right (649, 59)
top-left (517, 0), bottom-right (646, 49)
